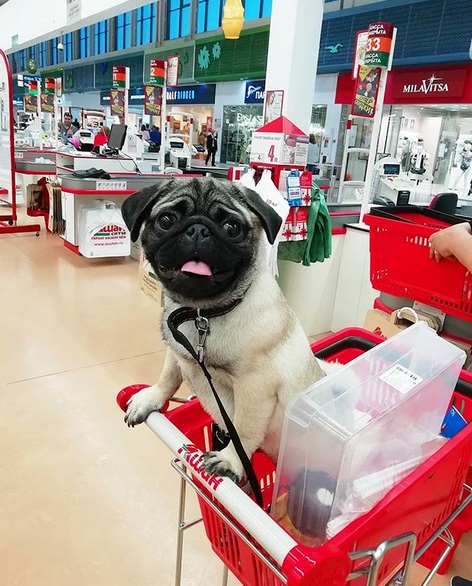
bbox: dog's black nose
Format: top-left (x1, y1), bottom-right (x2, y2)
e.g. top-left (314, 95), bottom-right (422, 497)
top-left (186, 224), bottom-right (210, 241)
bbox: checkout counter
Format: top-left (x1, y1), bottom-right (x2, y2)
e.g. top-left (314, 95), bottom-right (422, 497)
top-left (59, 173), bottom-right (166, 252)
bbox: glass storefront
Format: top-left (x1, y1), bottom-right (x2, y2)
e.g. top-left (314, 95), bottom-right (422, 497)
top-left (220, 105), bottom-right (263, 164)
top-left (380, 104), bottom-right (472, 196)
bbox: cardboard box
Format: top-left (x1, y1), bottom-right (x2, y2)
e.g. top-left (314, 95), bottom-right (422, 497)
top-left (363, 307), bottom-right (441, 339)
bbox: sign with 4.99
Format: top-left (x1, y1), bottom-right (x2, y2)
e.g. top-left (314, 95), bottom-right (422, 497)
top-left (364, 22), bottom-right (395, 69)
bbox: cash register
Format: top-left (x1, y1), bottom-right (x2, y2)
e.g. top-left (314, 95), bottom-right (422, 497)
top-left (371, 156), bottom-right (411, 205)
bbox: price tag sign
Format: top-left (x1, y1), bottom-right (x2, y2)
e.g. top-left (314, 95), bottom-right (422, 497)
top-left (96, 181), bottom-right (127, 191)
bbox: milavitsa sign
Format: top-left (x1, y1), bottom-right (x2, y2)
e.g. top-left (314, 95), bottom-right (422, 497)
top-left (391, 68), bottom-right (467, 100)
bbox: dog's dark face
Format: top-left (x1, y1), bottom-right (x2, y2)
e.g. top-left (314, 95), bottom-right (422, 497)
top-left (122, 178), bottom-right (282, 306)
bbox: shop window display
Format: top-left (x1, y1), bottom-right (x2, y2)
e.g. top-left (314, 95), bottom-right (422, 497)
top-left (220, 105), bottom-right (263, 165)
top-left (382, 105), bottom-right (472, 200)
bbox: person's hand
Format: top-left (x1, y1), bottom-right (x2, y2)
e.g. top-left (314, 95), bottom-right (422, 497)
top-left (429, 222), bottom-right (472, 262)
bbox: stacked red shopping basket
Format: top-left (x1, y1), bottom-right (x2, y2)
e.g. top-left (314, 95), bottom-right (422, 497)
top-left (364, 205), bottom-right (472, 574)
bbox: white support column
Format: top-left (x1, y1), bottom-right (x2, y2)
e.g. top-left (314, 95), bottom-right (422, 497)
top-left (265, 0), bottom-right (324, 131)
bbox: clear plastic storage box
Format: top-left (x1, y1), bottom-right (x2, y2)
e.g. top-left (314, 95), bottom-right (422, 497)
top-left (271, 322), bottom-right (466, 545)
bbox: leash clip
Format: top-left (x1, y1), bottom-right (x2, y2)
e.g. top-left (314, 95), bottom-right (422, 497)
top-left (195, 311), bottom-right (210, 362)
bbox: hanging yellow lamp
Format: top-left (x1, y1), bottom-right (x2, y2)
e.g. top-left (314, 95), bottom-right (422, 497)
top-left (222, 0), bottom-right (245, 40)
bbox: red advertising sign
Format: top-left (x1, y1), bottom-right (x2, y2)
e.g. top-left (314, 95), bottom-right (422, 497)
top-left (41, 93), bottom-right (54, 113)
top-left (112, 66), bottom-right (128, 89)
top-left (24, 94), bottom-right (38, 113)
top-left (144, 85), bottom-right (162, 116)
top-left (43, 77), bottom-right (56, 95)
top-left (364, 22), bottom-right (395, 69)
top-left (149, 59), bottom-right (165, 86)
top-left (351, 66), bottom-right (382, 118)
top-left (110, 89), bottom-right (125, 117)
top-left (391, 68), bottom-right (467, 100)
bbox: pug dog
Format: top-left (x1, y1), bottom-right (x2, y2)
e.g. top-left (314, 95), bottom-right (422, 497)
top-left (121, 177), bottom-right (331, 483)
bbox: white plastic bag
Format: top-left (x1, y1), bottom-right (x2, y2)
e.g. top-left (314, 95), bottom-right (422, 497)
top-left (239, 167), bottom-right (256, 189)
top-left (78, 199), bottom-right (131, 258)
top-left (254, 170), bottom-right (290, 276)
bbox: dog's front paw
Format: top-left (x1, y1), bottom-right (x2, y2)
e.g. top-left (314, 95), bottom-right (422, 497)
top-left (202, 447), bottom-right (244, 484)
top-left (124, 385), bottom-right (165, 427)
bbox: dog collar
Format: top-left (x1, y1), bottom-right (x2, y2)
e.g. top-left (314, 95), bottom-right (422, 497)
top-left (167, 296), bottom-right (244, 362)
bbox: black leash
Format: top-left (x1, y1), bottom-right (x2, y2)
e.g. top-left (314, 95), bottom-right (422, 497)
top-left (167, 300), bottom-right (264, 508)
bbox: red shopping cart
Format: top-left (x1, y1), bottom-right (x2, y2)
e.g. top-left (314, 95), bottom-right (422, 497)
top-left (117, 327), bottom-right (472, 586)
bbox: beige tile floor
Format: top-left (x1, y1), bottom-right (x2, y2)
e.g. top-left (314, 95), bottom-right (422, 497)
top-left (1, 217), bottom-right (471, 586)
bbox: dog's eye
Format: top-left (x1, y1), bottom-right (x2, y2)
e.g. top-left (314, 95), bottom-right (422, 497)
top-left (222, 220), bottom-right (242, 238)
top-left (157, 213), bottom-right (178, 230)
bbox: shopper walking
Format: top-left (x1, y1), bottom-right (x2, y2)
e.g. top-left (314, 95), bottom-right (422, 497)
top-left (306, 134), bottom-right (320, 175)
top-left (205, 131), bottom-right (218, 166)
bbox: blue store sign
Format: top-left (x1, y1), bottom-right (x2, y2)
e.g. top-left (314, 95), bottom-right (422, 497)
top-left (100, 85), bottom-right (216, 107)
top-left (244, 80), bottom-right (265, 104)
top-left (166, 84), bottom-right (215, 105)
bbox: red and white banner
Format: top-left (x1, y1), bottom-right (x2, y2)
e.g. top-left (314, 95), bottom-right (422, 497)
top-left (166, 56), bottom-right (180, 87)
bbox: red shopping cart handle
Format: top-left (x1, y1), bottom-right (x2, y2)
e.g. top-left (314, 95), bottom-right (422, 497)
top-left (116, 385), bottom-right (170, 414)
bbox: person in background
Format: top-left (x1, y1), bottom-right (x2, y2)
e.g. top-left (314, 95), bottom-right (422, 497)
top-left (140, 124), bottom-right (150, 140)
top-left (150, 125), bottom-right (161, 147)
top-left (205, 131), bottom-right (218, 166)
top-left (198, 130), bottom-right (206, 148)
top-left (93, 125), bottom-right (110, 149)
top-left (306, 134), bottom-right (320, 175)
top-left (428, 222), bottom-right (472, 271)
top-left (58, 112), bottom-right (78, 139)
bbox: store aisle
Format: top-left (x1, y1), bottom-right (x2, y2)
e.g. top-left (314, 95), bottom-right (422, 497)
top-left (0, 227), bottom-right (471, 586)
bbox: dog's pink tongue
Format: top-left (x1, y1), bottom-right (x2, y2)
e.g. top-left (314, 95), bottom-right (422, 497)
top-left (181, 261), bottom-right (212, 276)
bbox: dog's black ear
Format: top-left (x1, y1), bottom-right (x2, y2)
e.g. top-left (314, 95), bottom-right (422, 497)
top-left (122, 181), bottom-right (172, 242)
top-left (239, 186), bottom-right (283, 245)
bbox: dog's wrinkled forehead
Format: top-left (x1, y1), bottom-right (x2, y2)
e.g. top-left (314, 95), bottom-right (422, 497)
top-left (149, 178), bottom-right (251, 221)
top-left (121, 177), bottom-right (282, 244)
